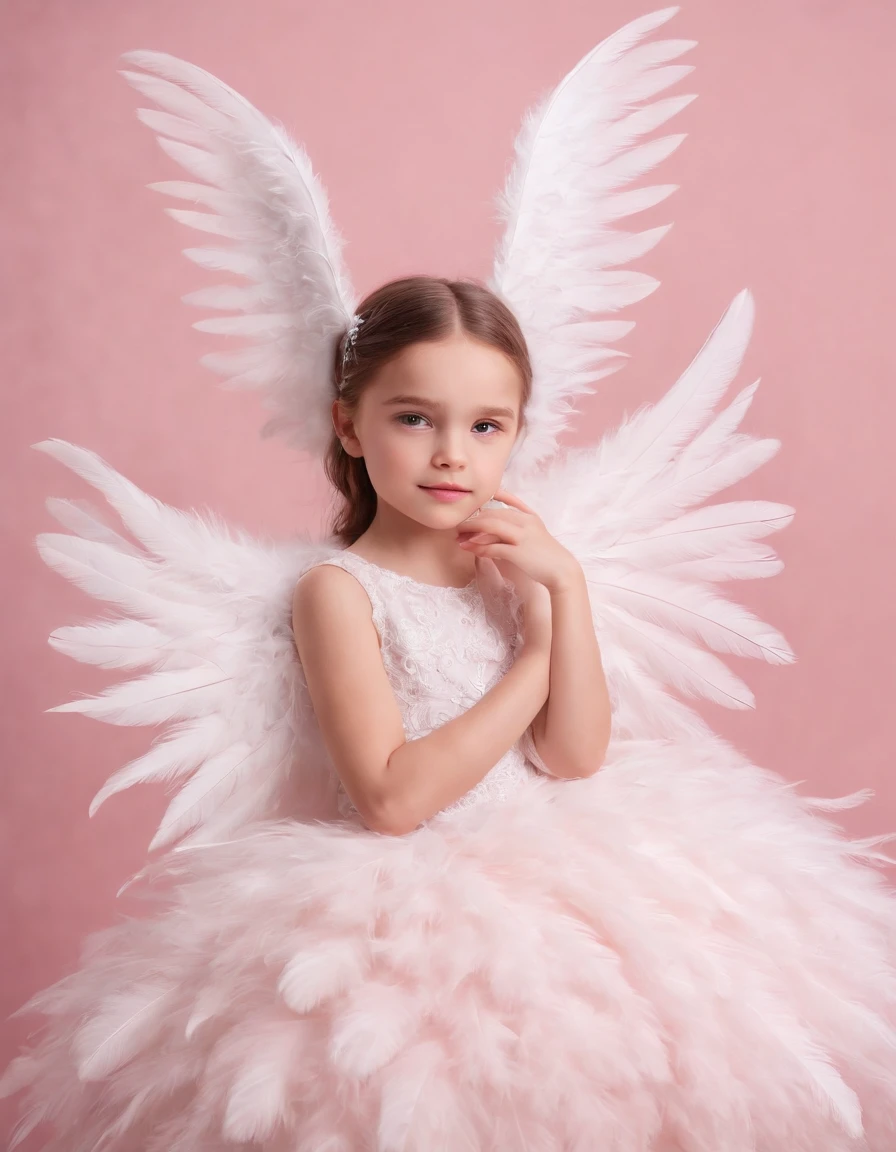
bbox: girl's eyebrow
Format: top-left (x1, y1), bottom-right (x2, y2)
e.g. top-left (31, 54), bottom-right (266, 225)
top-left (382, 394), bottom-right (517, 420)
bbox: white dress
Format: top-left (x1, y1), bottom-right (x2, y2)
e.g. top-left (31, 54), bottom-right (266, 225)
top-left (4, 545), bottom-right (896, 1152)
top-left (312, 550), bottom-right (544, 823)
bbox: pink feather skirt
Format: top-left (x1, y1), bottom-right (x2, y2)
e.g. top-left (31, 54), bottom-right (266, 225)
top-left (4, 735), bottom-right (896, 1151)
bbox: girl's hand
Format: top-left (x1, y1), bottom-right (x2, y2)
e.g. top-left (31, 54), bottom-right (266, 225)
top-left (456, 488), bottom-right (580, 595)
top-left (473, 550), bottom-right (553, 651)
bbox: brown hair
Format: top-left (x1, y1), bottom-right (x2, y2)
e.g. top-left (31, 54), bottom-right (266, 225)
top-left (324, 275), bottom-right (532, 546)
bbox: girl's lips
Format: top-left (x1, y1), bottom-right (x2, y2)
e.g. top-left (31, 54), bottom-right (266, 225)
top-left (419, 486), bottom-right (471, 503)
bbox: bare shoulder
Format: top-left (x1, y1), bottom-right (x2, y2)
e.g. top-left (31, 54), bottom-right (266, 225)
top-left (291, 561), bottom-right (403, 833)
top-left (294, 560), bottom-right (370, 615)
top-left (293, 562), bottom-right (376, 643)
top-left (292, 562), bottom-right (381, 691)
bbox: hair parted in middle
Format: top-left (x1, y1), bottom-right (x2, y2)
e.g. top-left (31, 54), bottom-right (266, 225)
top-left (324, 275), bottom-right (532, 546)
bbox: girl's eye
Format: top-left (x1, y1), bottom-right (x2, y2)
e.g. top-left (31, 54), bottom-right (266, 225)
top-left (395, 414), bottom-right (501, 435)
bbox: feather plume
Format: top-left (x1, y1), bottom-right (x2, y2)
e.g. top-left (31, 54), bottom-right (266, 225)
top-left (118, 50), bottom-right (358, 459)
top-left (492, 6), bottom-right (696, 467)
top-left (512, 290), bottom-right (796, 737)
top-left (32, 438), bottom-right (334, 848)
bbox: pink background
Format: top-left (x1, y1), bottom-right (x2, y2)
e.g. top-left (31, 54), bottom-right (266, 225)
top-left (3, 0), bottom-right (895, 1135)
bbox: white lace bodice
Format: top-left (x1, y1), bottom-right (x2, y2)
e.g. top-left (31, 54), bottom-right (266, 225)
top-left (298, 548), bottom-right (549, 824)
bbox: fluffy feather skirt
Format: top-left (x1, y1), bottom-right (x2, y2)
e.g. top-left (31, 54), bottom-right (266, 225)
top-left (4, 735), bottom-right (896, 1152)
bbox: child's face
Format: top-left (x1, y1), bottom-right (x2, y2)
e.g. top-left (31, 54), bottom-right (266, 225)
top-left (335, 332), bottom-right (524, 529)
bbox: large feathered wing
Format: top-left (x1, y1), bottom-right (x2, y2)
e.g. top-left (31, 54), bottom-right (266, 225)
top-left (32, 438), bottom-right (338, 851)
top-left (509, 288), bottom-right (796, 741)
top-left (491, 5), bottom-right (696, 470)
top-left (118, 50), bottom-right (357, 459)
top-left (490, 6), bottom-right (793, 740)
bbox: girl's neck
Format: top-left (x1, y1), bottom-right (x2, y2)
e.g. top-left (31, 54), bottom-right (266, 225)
top-left (347, 516), bottom-right (475, 589)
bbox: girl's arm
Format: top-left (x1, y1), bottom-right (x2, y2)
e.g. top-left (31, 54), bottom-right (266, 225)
top-left (456, 489), bottom-right (612, 781)
top-left (525, 564), bottom-right (612, 780)
top-left (292, 565), bottom-right (551, 837)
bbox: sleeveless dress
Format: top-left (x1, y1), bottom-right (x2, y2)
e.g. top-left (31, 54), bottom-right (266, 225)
top-left (314, 549), bottom-right (547, 823)
top-left (4, 545), bottom-right (896, 1152)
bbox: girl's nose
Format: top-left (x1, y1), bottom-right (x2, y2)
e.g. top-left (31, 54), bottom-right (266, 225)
top-left (432, 433), bottom-right (467, 470)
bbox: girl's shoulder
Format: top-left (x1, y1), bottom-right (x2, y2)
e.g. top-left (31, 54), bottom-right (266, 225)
top-left (294, 548), bottom-right (387, 641)
top-left (295, 548), bottom-right (380, 606)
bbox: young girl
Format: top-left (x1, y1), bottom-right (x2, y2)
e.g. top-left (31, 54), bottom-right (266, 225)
top-left (293, 276), bottom-right (610, 835)
top-left (5, 16), bottom-right (896, 1152)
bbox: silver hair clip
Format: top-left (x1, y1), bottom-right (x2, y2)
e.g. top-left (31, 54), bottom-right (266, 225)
top-left (336, 313), bottom-right (363, 393)
top-left (339, 314), bottom-right (364, 386)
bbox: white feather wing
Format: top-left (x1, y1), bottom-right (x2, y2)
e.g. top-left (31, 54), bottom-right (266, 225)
top-left (118, 50), bottom-right (357, 459)
top-left (33, 438), bottom-right (334, 851)
top-left (491, 5), bottom-right (696, 469)
top-left (508, 289), bottom-right (796, 740)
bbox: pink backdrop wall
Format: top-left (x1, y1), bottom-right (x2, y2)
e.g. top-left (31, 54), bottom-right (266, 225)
top-left (3, 1), bottom-right (895, 1137)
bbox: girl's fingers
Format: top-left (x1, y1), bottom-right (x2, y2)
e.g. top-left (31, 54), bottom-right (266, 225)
top-left (461, 540), bottom-right (513, 560)
top-left (492, 488), bottom-right (537, 516)
top-left (458, 525), bottom-right (520, 548)
top-left (465, 506), bottom-right (526, 528)
top-left (458, 513), bottom-right (520, 537)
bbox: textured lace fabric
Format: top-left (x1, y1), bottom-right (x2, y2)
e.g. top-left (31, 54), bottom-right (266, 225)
top-left (302, 548), bottom-right (550, 823)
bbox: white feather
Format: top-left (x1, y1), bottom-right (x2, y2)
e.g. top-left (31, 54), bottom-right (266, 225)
top-left (73, 983), bottom-right (173, 1081)
top-left (118, 50), bottom-right (358, 458)
top-left (277, 937), bottom-right (366, 1013)
top-left (31, 437), bottom-right (330, 849)
top-left (492, 6), bottom-right (695, 467)
top-left (328, 982), bottom-right (423, 1080)
top-left (221, 1022), bottom-right (305, 1142)
top-left (511, 290), bottom-right (795, 738)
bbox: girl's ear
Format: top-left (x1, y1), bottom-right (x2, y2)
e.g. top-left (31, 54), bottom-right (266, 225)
top-left (332, 398), bottom-right (362, 457)
top-left (331, 397), bottom-right (343, 433)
